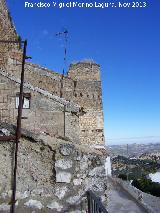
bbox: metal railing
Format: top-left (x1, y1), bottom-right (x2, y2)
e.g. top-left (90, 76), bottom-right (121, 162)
top-left (87, 191), bottom-right (108, 213)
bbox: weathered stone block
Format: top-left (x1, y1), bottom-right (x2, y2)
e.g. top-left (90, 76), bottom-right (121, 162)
top-left (66, 195), bottom-right (81, 205)
top-left (80, 156), bottom-right (88, 170)
top-left (0, 128), bottom-right (10, 136)
top-left (59, 144), bottom-right (74, 156)
top-left (0, 203), bottom-right (10, 211)
top-left (55, 186), bottom-right (68, 199)
top-left (89, 166), bottom-right (106, 177)
top-left (56, 171), bottom-right (72, 183)
top-left (73, 178), bottom-right (82, 186)
top-left (55, 159), bottom-right (73, 170)
top-left (24, 199), bottom-right (43, 209)
top-left (47, 201), bottom-right (63, 211)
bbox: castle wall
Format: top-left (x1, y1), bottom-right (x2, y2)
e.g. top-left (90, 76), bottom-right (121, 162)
top-left (7, 61), bottom-right (62, 97)
top-left (0, 0), bottom-right (19, 69)
top-left (79, 111), bottom-right (104, 145)
top-left (0, 2), bottom-right (108, 213)
top-left (0, 1), bottom-right (105, 146)
top-left (67, 62), bottom-right (105, 146)
top-left (0, 71), bottom-right (79, 142)
top-left (3, 58), bottom-right (105, 146)
top-left (68, 62), bottom-right (100, 81)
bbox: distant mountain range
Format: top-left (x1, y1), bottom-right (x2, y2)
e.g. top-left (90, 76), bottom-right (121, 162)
top-left (108, 143), bottom-right (160, 158)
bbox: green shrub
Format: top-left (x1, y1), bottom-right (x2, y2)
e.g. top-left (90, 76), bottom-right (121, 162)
top-left (132, 178), bottom-right (160, 197)
top-left (118, 174), bottom-right (127, 181)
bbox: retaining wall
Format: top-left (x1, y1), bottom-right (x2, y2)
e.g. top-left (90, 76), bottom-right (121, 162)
top-left (114, 178), bottom-right (160, 213)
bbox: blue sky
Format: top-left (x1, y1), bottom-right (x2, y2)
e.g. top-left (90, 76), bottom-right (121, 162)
top-left (6, 0), bottom-right (160, 145)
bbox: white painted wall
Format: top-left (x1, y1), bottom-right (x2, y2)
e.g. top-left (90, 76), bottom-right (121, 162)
top-left (105, 156), bottom-right (112, 176)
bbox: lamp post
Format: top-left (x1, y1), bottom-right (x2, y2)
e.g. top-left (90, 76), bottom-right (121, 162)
top-left (0, 39), bottom-right (28, 213)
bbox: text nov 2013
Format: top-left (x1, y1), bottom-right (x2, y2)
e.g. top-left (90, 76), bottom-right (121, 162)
top-left (24, 2), bottom-right (147, 9)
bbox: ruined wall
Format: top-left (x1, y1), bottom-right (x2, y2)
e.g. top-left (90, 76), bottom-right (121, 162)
top-left (0, 0), bottom-right (20, 69)
top-left (0, 129), bottom-right (108, 212)
top-left (0, 70), bottom-right (80, 142)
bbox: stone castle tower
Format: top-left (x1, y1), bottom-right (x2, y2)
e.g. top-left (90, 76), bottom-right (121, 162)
top-left (0, 0), bottom-right (21, 69)
top-left (67, 62), bottom-right (105, 145)
top-left (0, 0), bottom-right (17, 40)
top-left (0, 0), bottom-right (105, 147)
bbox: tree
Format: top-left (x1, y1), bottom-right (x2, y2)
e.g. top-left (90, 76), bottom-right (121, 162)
top-left (132, 178), bottom-right (160, 197)
top-left (118, 174), bottom-right (127, 181)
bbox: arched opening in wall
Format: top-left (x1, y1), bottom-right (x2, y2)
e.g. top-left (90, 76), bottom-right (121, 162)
top-left (80, 93), bottom-right (83, 97)
top-left (74, 93), bottom-right (77, 97)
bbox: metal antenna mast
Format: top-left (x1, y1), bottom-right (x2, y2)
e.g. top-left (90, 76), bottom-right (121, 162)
top-left (56, 29), bottom-right (68, 76)
top-left (127, 143), bottom-right (129, 181)
top-left (56, 29), bottom-right (68, 98)
top-left (55, 29), bottom-right (68, 136)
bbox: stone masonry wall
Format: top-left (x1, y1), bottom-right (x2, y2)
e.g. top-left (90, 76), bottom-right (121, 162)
top-left (0, 0), bottom-right (20, 69)
top-left (0, 128), bottom-right (108, 212)
top-left (0, 70), bottom-right (79, 142)
top-left (1, 58), bottom-right (105, 146)
top-left (79, 111), bottom-right (105, 145)
top-left (68, 62), bottom-right (100, 81)
top-left (67, 62), bottom-right (105, 146)
top-left (7, 61), bottom-right (62, 97)
top-left (0, 0), bottom-right (105, 146)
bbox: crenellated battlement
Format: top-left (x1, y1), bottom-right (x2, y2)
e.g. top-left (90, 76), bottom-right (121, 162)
top-left (68, 61), bottom-right (100, 81)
